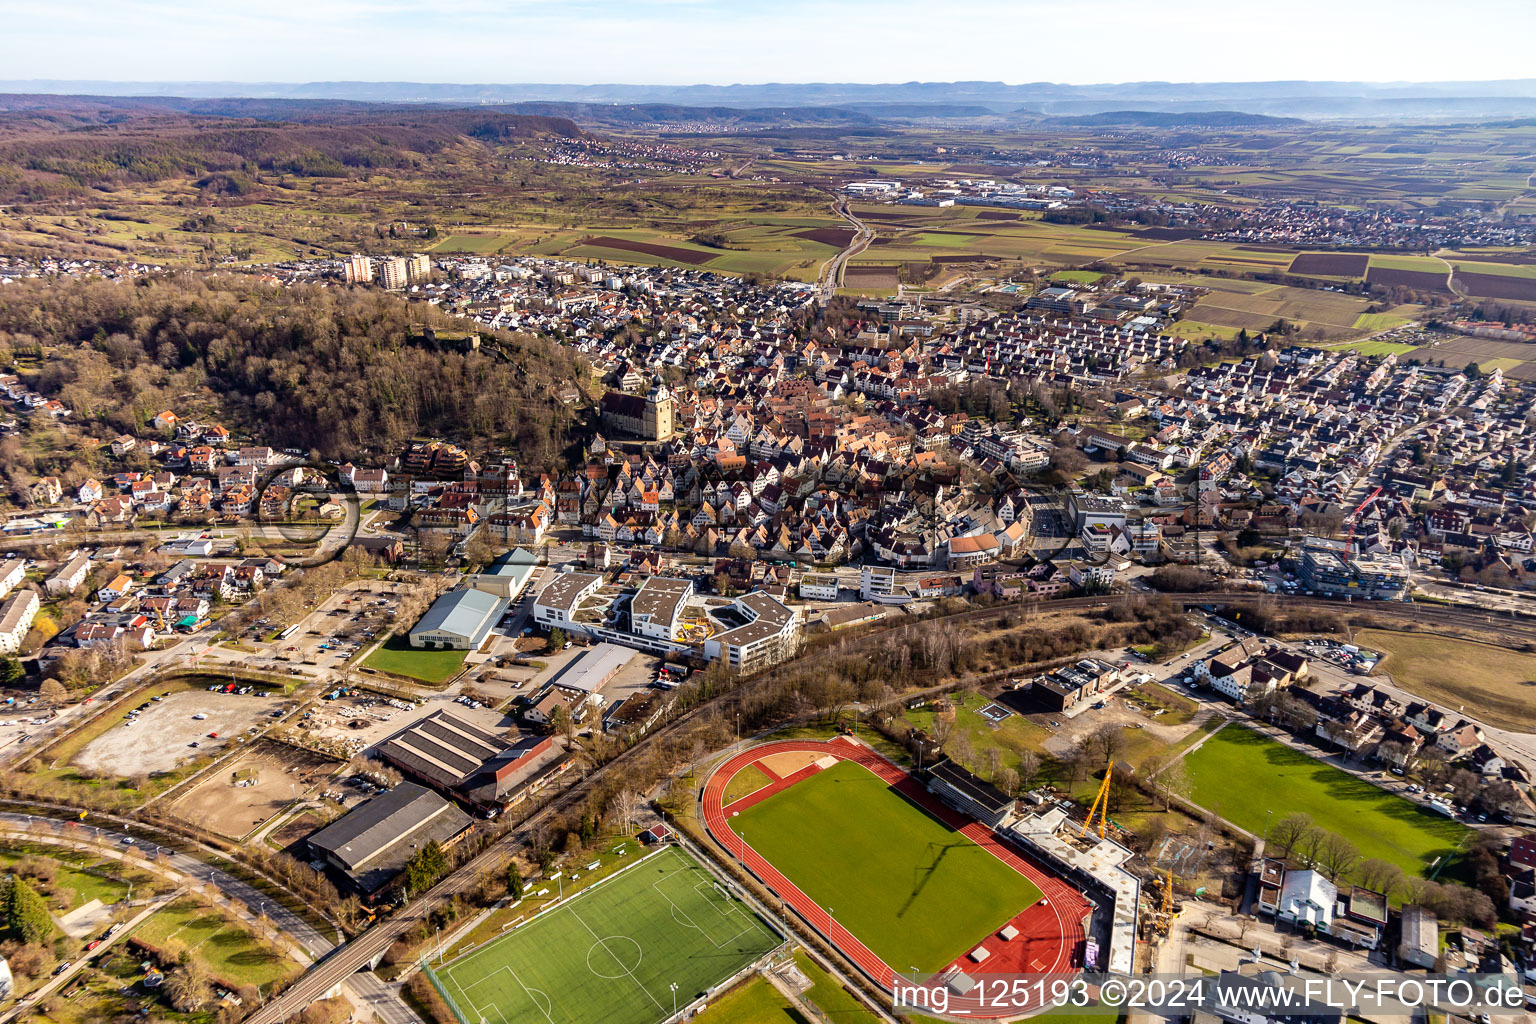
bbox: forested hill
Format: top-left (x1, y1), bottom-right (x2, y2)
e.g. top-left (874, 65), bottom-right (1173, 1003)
top-left (0, 275), bottom-right (585, 463)
top-left (0, 101), bottom-right (586, 199)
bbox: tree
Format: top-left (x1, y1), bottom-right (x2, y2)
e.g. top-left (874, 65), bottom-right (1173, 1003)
top-left (1295, 825), bottom-right (1326, 867)
top-left (1089, 722), bottom-right (1127, 768)
top-left (1357, 858), bottom-right (1404, 900)
top-left (1316, 832), bottom-right (1360, 881)
top-left (930, 714), bottom-right (955, 751)
top-left (994, 767), bottom-right (1020, 798)
top-left (548, 627), bottom-right (567, 651)
top-left (0, 656), bottom-right (21, 686)
top-left (37, 679), bottom-right (66, 705)
top-left (550, 705), bottom-right (576, 744)
top-left (506, 863), bottom-right (524, 900)
top-left (1016, 750), bottom-right (1041, 793)
top-left (612, 789), bottom-right (643, 834)
top-left (4, 876), bottom-right (52, 944)
top-left (1153, 758), bottom-right (1192, 810)
top-left (165, 961), bottom-right (211, 1012)
top-left (1268, 812), bottom-right (1313, 857)
top-left (403, 841), bottom-right (448, 896)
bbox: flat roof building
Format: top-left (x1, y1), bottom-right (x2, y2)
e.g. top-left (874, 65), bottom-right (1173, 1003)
top-left (533, 572), bottom-right (604, 630)
top-left (705, 591), bottom-right (799, 672)
top-left (629, 576), bottom-right (692, 641)
top-left (305, 782), bottom-right (472, 895)
top-left (547, 642), bottom-right (638, 695)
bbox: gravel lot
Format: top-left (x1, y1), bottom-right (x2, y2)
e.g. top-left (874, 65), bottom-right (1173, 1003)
top-left (74, 690), bottom-right (284, 776)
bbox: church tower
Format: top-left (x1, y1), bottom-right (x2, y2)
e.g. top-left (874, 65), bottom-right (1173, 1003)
top-left (643, 377), bottom-right (675, 440)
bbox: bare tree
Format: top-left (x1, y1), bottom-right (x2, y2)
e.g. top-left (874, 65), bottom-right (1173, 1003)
top-left (930, 714), bottom-right (955, 751)
top-left (1268, 812), bottom-right (1313, 857)
top-left (1295, 825), bottom-right (1326, 868)
top-left (1316, 832), bottom-right (1359, 881)
top-left (1357, 858), bottom-right (1404, 900)
top-left (1089, 723), bottom-right (1127, 768)
top-left (1017, 750), bottom-right (1041, 792)
top-left (612, 789), bottom-right (643, 834)
top-left (994, 767), bottom-right (1020, 798)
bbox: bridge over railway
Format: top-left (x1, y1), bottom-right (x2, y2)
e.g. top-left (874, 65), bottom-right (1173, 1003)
top-left (238, 590), bottom-right (1534, 1023)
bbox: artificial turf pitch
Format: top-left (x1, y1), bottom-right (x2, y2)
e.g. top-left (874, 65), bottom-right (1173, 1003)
top-left (727, 758), bottom-right (1042, 971)
top-left (429, 846), bottom-right (780, 1024)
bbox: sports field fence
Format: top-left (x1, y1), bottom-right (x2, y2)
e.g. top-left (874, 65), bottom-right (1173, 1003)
top-left (421, 958), bottom-right (472, 1024)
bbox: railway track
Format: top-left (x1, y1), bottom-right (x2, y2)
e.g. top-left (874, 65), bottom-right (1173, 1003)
top-left (242, 589), bottom-right (1532, 1021)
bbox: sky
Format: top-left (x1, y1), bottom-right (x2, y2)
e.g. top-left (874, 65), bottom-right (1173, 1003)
top-left (7, 0), bottom-right (1536, 86)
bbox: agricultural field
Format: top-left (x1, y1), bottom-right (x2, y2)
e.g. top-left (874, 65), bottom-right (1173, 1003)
top-left (431, 233), bottom-right (519, 254)
top-left (1407, 334), bottom-right (1536, 379)
top-left (1184, 283), bottom-right (1385, 341)
top-left (1354, 631), bottom-right (1536, 731)
top-left (431, 846), bottom-right (780, 1024)
top-left (1184, 726), bottom-right (1469, 879)
top-left (727, 757), bottom-right (1042, 971)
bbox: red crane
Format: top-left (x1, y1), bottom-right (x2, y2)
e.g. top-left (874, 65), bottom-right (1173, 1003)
top-left (1345, 485), bottom-right (1384, 560)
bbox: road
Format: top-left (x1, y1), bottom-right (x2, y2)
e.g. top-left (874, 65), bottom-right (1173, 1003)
top-left (189, 587), bottom-right (1536, 1023)
top-left (0, 812), bottom-right (334, 959)
top-left (5, 896), bottom-right (168, 1020)
top-left (0, 812), bottom-right (430, 1022)
top-left (817, 198), bottom-right (875, 299)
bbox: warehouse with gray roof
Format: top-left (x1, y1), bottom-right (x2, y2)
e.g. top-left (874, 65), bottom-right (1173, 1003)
top-left (407, 587), bottom-right (507, 649)
top-left (305, 782), bottom-right (473, 895)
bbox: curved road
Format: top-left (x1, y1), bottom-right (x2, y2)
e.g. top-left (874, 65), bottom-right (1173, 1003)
top-left (239, 587), bottom-right (1536, 1023)
top-left (818, 199), bottom-right (876, 299)
top-left (0, 812), bottom-right (333, 959)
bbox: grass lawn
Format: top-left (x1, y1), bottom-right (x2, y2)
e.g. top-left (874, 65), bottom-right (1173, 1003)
top-left (362, 634), bottom-right (468, 684)
top-left (1051, 270), bottom-right (1106, 285)
top-left (1184, 726), bottom-right (1469, 879)
top-left (721, 763), bottom-right (773, 805)
top-left (1354, 630), bottom-right (1536, 731)
top-left (137, 897), bottom-right (298, 989)
top-left (793, 951), bottom-right (880, 1023)
top-left (433, 847), bottom-right (779, 1024)
top-left (691, 974), bottom-right (806, 1024)
top-left (901, 692), bottom-right (1053, 778)
top-left (0, 847), bottom-right (131, 911)
top-left (729, 758), bottom-right (1042, 972)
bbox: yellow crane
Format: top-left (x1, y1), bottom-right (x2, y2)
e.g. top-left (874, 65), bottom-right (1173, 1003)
top-left (1081, 761), bottom-right (1113, 839)
top-left (1162, 868), bottom-right (1175, 919)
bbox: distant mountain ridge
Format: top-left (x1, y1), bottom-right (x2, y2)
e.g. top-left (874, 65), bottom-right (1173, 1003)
top-left (5, 79), bottom-right (1536, 119)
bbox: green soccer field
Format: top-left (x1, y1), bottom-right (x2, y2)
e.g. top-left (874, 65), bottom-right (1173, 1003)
top-left (431, 846), bottom-right (780, 1024)
top-left (1184, 726), bottom-right (1470, 879)
top-left (726, 758), bottom-right (1042, 972)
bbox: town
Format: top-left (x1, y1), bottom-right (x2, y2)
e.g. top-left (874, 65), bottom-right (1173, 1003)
top-left (0, 36), bottom-right (1534, 1024)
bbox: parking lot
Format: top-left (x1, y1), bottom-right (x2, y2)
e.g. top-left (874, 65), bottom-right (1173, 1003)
top-left (73, 688), bottom-right (289, 776)
top-left (233, 580), bottom-right (405, 672)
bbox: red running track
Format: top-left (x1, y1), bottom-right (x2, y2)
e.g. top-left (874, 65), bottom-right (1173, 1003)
top-left (701, 737), bottom-right (1090, 1018)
